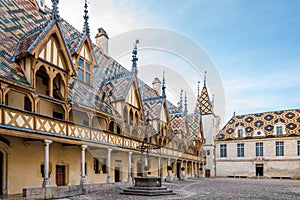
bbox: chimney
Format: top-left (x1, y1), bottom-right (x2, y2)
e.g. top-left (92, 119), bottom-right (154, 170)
top-left (95, 27), bottom-right (109, 55)
top-left (152, 77), bottom-right (161, 95)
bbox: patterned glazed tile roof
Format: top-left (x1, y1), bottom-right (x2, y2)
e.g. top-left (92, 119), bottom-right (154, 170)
top-left (69, 78), bottom-right (118, 116)
top-left (106, 73), bottom-right (134, 102)
top-left (188, 114), bottom-right (201, 139)
top-left (0, 0), bottom-right (52, 85)
top-left (219, 109), bottom-right (300, 140)
top-left (1, 0), bottom-right (205, 143)
top-left (170, 113), bottom-right (185, 134)
top-left (143, 98), bottom-right (164, 120)
top-left (194, 85), bottom-right (212, 115)
top-left (138, 79), bottom-right (160, 100)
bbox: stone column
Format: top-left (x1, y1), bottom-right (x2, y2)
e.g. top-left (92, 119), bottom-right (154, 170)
top-left (128, 152), bottom-right (132, 183)
top-left (80, 145), bottom-right (87, 185)
top-left (192, 162), bottom-right (194, 178)
top-left (106, 148), bottom-right (112, 183)
top-left (174, 160), bottom-right (177, 180)
top-left (42, 140), bottom-right (52, 188)
top-left (184, 160), bottom-right (189, 178)
top-left (167, 158), bottom-right (171, 176)
top-left (158, 156), bottom-right (161, 177)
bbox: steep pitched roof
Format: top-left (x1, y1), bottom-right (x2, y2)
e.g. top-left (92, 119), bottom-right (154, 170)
top-left (0, 0), bottom-right (52, 85)
top-left (106, 73), bottom-right (134, 102)
top-left (219, 109), bottom-right (300, 140)
top-left (194, 84), bottom-right (213, 115)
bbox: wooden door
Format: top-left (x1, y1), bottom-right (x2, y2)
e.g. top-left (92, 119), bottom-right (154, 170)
top-left (0, 152), bottom-right (3, 194)
top-left (115, 167), bottom-right (120, 182)
top-left (56, 165), bottom-right (65, 186)
top-left (205, 169), bottom-right (210, 177)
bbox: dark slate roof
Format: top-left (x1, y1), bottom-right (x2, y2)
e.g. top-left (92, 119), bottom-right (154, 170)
top-left (219, 109), bottom-right (300, 140)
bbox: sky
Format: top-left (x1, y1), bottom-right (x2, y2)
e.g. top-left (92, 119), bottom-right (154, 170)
top-left (45, 0), bottom-right (300, 124)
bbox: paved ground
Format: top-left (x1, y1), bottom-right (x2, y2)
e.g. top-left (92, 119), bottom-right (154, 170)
top-left (65, 178), bottom-right (300, 200)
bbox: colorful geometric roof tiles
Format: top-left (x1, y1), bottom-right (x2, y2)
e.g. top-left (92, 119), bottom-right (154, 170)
top-left (219, 109), bottom-right (300, 140)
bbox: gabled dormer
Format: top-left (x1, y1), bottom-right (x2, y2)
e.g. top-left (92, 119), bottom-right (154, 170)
top-left (73, 39), bottom-right (96, 85)
top-left (14, 18), bottom-right (76, 102)
top-left (71, 0), bottom-right (96, 85)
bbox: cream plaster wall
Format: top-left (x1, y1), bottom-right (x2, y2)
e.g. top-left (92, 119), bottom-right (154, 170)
top-left (216, 137), bottom-right (300, 178)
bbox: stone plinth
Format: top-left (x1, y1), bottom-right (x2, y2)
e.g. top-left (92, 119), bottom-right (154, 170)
top-left (134, 176), bottom-right (161, 187)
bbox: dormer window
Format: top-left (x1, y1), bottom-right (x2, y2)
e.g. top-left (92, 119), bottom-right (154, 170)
top-left (274, 122), bottom-right (285, 136)
top-left (76, 44), bottom-right (93, 84)
top-left (237, 129), bottom-right (243, 138)
top-left (77, 58), bottom-right (91, 84)
top-left (235, 126), bottom-right (245, 138)
top-left (276, 126), bottom-right (283, 135)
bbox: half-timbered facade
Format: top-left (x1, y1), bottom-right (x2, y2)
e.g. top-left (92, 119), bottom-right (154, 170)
top-left (0, 0), bottom-right (207, 198)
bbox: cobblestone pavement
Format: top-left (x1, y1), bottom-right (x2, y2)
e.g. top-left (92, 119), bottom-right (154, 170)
top-left (65, 178), bottom-right (300, 200)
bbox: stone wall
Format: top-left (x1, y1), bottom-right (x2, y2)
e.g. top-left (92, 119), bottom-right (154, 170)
top-left (23, 182), bottom-right (127, 199)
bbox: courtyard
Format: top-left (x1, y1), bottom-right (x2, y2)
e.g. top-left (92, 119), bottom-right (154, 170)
top-left (65, 178), bottom-right (300, 200)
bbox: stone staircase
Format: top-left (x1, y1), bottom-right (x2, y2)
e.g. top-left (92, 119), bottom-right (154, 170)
top-left (120, 186), bottom-right (175, 196)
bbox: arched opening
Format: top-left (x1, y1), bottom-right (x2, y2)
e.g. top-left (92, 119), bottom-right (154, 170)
top-left (52, 73), bottom-right (65, 101)
top-left (69, 109), bottom-right (89, 126)
top-left (135, 112), bottom-right (139, 125)
top-left (124, 126), bottom-right (130, 135)
top-left (116, 123), bottom-right (121, 134)
top-left (0, 150), bottom-right (3, 195)
top-left (36, 66), bottom-right (50, 96)
top-left (129, 109), bottom-right (133, 125)
top-left (5, 91), bottom-right (32, 112)
top-left (132, 129), bottom-right (138, 138)
top-left (123, 107), bottom-right (128, 123)
top-left (92, 116), bottom-right (107, 130)
top-left (38, 99), bottom-right (64, 120)
top-left (108, 121), bottom-right (115, 132)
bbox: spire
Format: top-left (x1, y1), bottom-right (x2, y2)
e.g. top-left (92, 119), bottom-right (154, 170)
top-left (83, 0), bottom-right (90, 35)
top-left (179, 89), bottom-right (183, 111)
top-left (204, 71), bottom-right (207, 87)
top-left (197, 81), bottom-right (201, 97)
top-left (51, 0), bottom-right (59, 20)
top-left (162, 71), bottom-right (166, 98)
top-left (131, 38), bottom-right (139, 75)
top-left (184, 91), bottom-right (188, 115)
top-left (196, 74), bottom-right (213, 115)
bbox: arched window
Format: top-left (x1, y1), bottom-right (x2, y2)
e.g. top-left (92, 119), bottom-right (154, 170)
top-left (52, 73), bottom-right (65, 101)
top-left (135, 112), bottom-right (139, 125)
top-left (36, 66), bottom-right (49, 96)
top-left (108, 121), bottom-right (115, 132)
top-left (123, 107), bottom-right (128, 123)
top-left (129, 109), bottom-right (133, 125)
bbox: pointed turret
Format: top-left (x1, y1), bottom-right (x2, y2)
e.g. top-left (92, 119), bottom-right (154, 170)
top-left (184, 91), bottom-right (188, 115)
top-left (51, 0), bottom-right (59, 20)
top-left (162, 71), bottom-right (166, 99)
top-left (83, 0), bottom-right (90, 35)
top-left (194, 71), bottom-right (213, 115)
top-left (179, 89), bottom-right (183, 111)
top-left (131, 39), bottom-right (139, 75)
top-left (199, 71), bottom-right (213, 115)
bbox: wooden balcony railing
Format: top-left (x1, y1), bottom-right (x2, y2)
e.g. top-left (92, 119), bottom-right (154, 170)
top-left (0, 105), bottom-right (202, 162)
